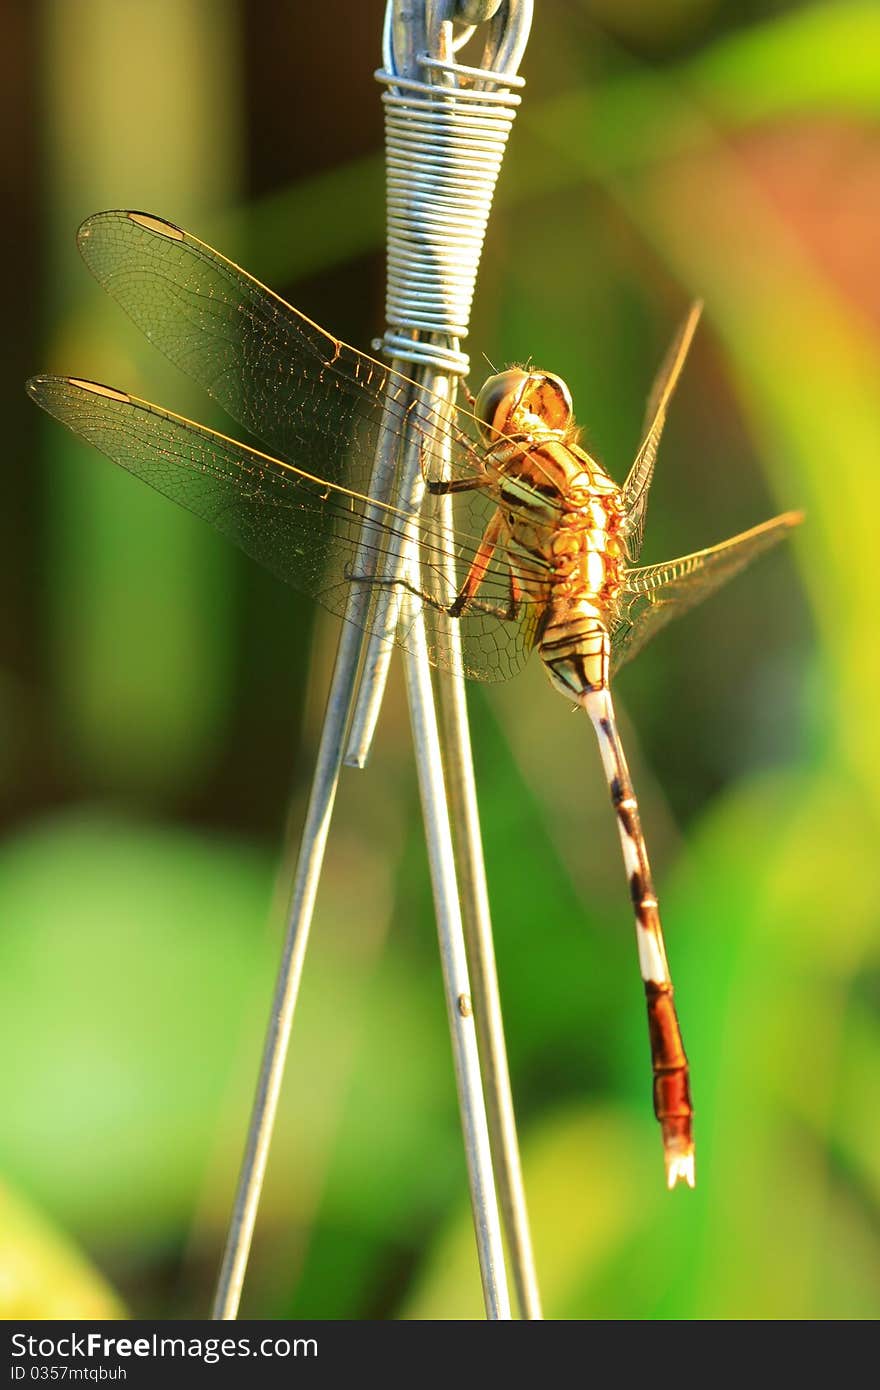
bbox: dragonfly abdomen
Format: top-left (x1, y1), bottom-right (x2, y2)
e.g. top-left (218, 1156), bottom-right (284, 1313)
top-left (645, 981), bottom-right (693, 1174)
top-left (537, 600), bottom-right (611, 699)
top-left (584, 686), bottom-right (695, 1188)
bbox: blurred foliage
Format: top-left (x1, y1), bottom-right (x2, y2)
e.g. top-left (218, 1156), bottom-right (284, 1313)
top-left (0, 1180), bottom-right (124, 1320)
top-left (2, 0), bottom-right (878, 1320)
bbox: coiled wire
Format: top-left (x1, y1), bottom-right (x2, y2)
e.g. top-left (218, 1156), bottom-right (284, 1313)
top-left (375, 51), bottom-right (524, 375)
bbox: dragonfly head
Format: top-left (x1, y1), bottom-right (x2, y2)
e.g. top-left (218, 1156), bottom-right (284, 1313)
top-left (474, 369), bottom-right (574, 445)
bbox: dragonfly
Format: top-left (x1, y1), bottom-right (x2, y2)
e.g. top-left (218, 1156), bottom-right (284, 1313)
top-left (28, 210), bottom-right (802, 1188)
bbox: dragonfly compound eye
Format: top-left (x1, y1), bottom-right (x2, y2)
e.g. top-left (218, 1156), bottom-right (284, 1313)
top-left (473, 369), bottom-right (530, 444)
top-left (474, 369), bottom-right (573, 444)
top-left (519, 373), bottom-right (574, 435)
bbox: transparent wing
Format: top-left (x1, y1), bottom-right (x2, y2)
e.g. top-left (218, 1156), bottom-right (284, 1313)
top-left (620, 301), bottom-right (703, 560)
top-left (76, 210), bottom-right (494, 490)
top-left (611, 510), bottom-right (803, 675)
top-left (27, 375), bottom-right (541, 684)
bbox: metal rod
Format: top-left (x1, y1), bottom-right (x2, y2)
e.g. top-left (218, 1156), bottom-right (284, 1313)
top-left (393, 366), bottom-right (515, 1317)
top-left (211, 405), bottom-right (409, 1320)
top-left (341, 1), bottom-right (430, 770)
top-left (212, 0), bottom-right (534, 1321)
top-left (341, 325), bottom-right (517, 1315)
top-left (374, 0), bottom-right (540, 1318)
top-left (401, 589), bottom-right (512, 1320)
top-left (345, 3), bottom-right (519, 1319)
top-left (210, 620), bottom-right (362, 1319)
top-left (346, 0), bottom-right (539, 1317)
top-left (345, 1), bottom-right (526, 767)
top-left (435, 573), bottom-right (543, 1319)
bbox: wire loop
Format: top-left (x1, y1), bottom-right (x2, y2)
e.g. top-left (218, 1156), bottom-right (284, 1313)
top-left (374, 31), bottom-right (525, 376)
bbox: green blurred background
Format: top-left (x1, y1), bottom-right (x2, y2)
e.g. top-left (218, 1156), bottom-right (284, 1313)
top-left (2, 0), bottom-right (876, 1319)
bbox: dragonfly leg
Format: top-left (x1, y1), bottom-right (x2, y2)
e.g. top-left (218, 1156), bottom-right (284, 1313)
top-left (447, 509), bottom-right (504, 617)
top-left (424, 474), bottom-right (488, 496)
top-left (419, 426), bottom-right (490, 496)
top-left (582, 685), bottom-right (695, 1189)
top-left (346, 525), bottom-right (520, 625)
top-left (345, 511), bottom-right (518, 622)
top-left (507, 567), bottom-right (523, 620)
top-left (353, 572), bottom-right (519, 624)
top-left (449, 576), bottom-right (521, 623)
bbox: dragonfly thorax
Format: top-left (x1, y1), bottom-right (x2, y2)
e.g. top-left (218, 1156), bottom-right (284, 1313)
top-left (474, 369), bottom-right (574, 446)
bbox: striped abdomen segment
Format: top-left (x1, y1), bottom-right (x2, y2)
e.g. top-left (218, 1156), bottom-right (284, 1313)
top-left (581, 685), bottom-right (695, 1188)
top-left (538, 604), bottom-right (611, 699)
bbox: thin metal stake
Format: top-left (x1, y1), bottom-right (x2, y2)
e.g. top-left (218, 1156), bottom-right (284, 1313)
top-left (211, 609), bottom-right (369, 1319)
top-left (212, 0), bottom-right (535, 1320)
top-left (211, 398), bottom-right (411, 1320)
top-left (435, 616), bottom-right (543, 1319)
top-left (387, 359), bottom-right (513, 1317)
top-left (348, 1), bottom-right (541, 1318)
top-left (403, 589), bottom-right (511, 1320)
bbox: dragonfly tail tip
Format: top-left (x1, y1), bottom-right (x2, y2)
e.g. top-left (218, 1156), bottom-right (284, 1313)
top-left (665, 1144), bottom-right (696, 1190)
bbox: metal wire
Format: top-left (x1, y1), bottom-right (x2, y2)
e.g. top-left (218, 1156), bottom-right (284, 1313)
top-left (211, 0), bottom-right (539, 1323)
top-left (455, 1), bottom-right (506, 25)
top-left (436, 473), bottom-right (543, 1320)
top-left (349, 0), bottom-right (542, 1321)
top-left (347, 1), bottom-right (529, 761)
top-left (401, 585), bottom-right (511, 1319)
top-left (210, 399), bottom-right (410, 1320)
top-left (377, 51), bottom-right (523, 371)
